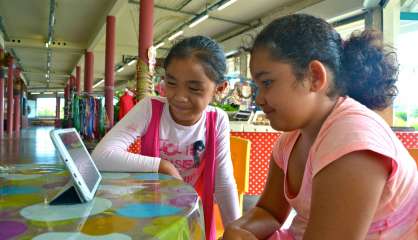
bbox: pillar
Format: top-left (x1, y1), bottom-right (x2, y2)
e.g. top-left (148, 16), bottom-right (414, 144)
top-left (105, 15), bottom-right (116, 128)
top-left (84, 51), bottom-right (94, 94)
top-left (0, 48), bottom-right (4, 139)
top-left (239, 52), bottom-right (248, 78)
top-left (55, 94), bottom-right (61, 128)
top-left (13, 95), bottom-right (20, 137)
top-left (7, 56), bottom-right (13, 136)
top-left (70, 75), bottom-right (76, 94)
top-left (368, 0), bottom-right (400, 125)
top-left (137, 0), bottom-right (154, 100)
top-left (64, 83), bottom-right (69, 128)
top-left (76, 65), bottom-right (81, 95)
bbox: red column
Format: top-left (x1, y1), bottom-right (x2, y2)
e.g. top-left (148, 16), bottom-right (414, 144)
top-left (70, 75), bottom-right (76, 93)
top-left (84, 51), bottom-right (94, 94)
top-left (137, 0), bottom-right (154, 99)
top-left (0, 48), bottom-right (4, 139)
top-left (55, 95), bottom-right (61, 128)
top-left (76, 66), bottom-right (81, 95)
top-left (64, 83), bottom-right (69, 128)
top-left (7, 56), bottom-right (14, 136)
top-left (13, 95), bottom-right (20, 137)
top-left (105, 16), bottom-right (116, 128)
top-left (139, 1), bottom-right (153, 62)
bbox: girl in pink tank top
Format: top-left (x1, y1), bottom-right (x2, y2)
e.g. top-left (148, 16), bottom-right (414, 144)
top-left (223, 14), bottom-right (418, 240)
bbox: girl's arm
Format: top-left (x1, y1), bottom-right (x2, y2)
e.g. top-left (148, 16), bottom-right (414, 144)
top-left (91, 97), bottom-right (161, 172)
top-left (224, 157), bottom-right (291, 239)
top-left (303, 151), bottom-right (391, 240)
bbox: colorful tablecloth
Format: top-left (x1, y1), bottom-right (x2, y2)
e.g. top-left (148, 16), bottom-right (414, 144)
top-left (0, 164), bottom-right (204, 240)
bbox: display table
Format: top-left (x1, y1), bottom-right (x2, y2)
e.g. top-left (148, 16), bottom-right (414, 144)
top-left (0, 164), bottom-right (204, 240)
top-left (231, 122), bottom-right (418, 195)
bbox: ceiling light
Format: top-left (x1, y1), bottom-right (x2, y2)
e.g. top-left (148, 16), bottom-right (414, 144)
top-left (116, 67), bottom-right (125, 73)
top-left (44, 92), bottom-right (53, 94)
top-left (225, 50), bottom-right (239, 57)
top-left (155, 42), bottom-right (165, 49)
top-left (217, 0), bottom-right (237, 11)
top-left (93, 79), bottom-right (105, 88)
top-left (189, 14), bottom-right (209, 28)
top-left (31, 92), bottom-right (40, 95)
top-left (57, 91), bottom-right (64, 94)
top-left (168, 30), bottom-right (184, 41)
top-left (127, 59), bottom-right (137, 66)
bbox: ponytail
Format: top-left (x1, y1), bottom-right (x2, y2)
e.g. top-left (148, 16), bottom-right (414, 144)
top-left (341, 30), bottom-right (399, 110)
top-left (252, 14), bottom-right (399, 110)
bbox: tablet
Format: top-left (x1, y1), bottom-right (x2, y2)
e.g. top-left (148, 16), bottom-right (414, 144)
top-left (50, 128), bottom-right (102, 203)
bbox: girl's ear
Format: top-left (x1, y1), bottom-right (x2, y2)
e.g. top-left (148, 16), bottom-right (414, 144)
top-left (216, 81), bottom-right (228, 93)
top-left (307, 60), bottom-right (328, 93)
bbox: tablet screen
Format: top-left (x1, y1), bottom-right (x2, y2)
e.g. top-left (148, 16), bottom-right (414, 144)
top-left (58, 132), bottom-right (100, 192)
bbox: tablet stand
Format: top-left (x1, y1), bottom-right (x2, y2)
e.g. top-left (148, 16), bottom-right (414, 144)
top-left (49, 183), bottom-right (84, 205)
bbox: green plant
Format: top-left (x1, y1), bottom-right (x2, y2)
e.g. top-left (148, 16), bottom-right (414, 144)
top-left (211, 103), bottom-right (239, 112)
top-left (395, 111), bottom-right (408, 122)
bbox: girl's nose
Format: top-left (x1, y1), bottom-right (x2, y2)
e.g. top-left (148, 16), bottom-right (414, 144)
top-left (255, 89), bottom-right (265, 107)
top-left (173, 88), bottom-right (188, 102)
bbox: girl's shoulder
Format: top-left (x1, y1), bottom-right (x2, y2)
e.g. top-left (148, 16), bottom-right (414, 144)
top-left (272, 130), bottom-right (299, 170)
top-left (320, 97), bottom-right (393, 140)
top-left (206, 104), bottom-right (229, 121)
top-left (146, 96), bottom-right (167, 105)
top-left (133, 96), bottom-right (167, 111)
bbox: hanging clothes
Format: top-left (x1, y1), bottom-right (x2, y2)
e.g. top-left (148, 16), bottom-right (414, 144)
top-left (70, 95), bottom-right (105, 140)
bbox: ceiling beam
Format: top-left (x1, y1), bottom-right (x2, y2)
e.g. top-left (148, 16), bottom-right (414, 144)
top-left (70, 0), bottom-right (127, 76)
top-left (401, 0), bottom-right (418, 10)
top-left (95, 43), bottom-right (137, 55)
top-left (151, 4), bottom-right (250, 26)
top-left (86, 0), bottom-right (127, 51)
top-left (23, 71), bottom-right (70, 79)
top-left (5, 37), bottom-right (84, 54)
top-left (218, 0), bottom-right (324, 52)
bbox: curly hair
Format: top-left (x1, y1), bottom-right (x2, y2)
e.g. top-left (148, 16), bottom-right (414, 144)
top-left (164, 36), bottom-right (227, 84)
top-left (252, 14), bottom-right (399, 110)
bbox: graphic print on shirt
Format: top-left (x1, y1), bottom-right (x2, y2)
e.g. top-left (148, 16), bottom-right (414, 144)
top-left (159, 139), bottom-right (205, 184)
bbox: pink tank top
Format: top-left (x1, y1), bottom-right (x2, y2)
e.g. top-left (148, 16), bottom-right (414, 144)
top-left (270, 97), bottom-right (418, 239)
top-left (140, 99), bottom-right (218, 240)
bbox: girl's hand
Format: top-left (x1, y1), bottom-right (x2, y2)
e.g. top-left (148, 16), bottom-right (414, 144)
top-left (158, 159), bottom-right (183, 180)
top-left (223, 226), bottom-right (258, 240)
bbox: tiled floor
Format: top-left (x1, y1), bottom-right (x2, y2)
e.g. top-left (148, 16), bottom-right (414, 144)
top-left (0, 127), bottom-right (59, 165)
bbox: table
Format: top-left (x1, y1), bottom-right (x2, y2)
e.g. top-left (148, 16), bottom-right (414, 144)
top-left (0, 164), bottom-right (205, 240)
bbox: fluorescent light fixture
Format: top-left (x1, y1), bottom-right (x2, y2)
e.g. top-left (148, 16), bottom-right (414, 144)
top-left (217, 0), bottom-right (237, 11)
top-left (189, 14), bottom-right (209, 28)
top-left (326, 9), bottom-right (364, 23)
top-left (168, 30), bottom-right (184, 41)
top-left (127, 59), bottom-right (137, 66)
top-left (225, 50), bottom-right (239, 57)
top-left (155, 42), bottom-right (165, 49)
top-left (116, 67), bottom-right (125, 73)
top-left (31, 92), bottom-right (40, 95)
top-left (93, 79), bottom-right (105, 88)
top-left (57, 91), bottom-right (64, 94)
top-left (44, 92), bottom-right (54, 94)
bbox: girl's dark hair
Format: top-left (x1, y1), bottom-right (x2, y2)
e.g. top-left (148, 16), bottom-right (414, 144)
top-left (252, 14), bottom-right (399, 110)
top-left (164, 36), bottom-right (226, 84)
